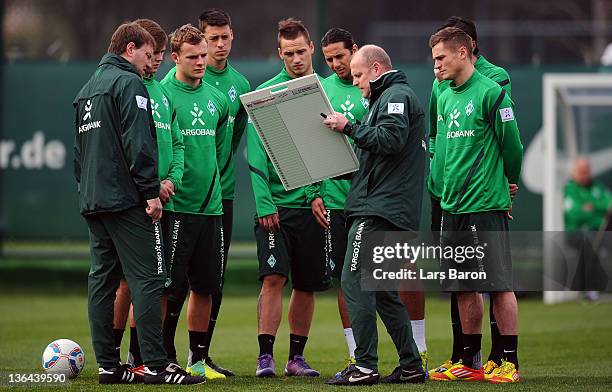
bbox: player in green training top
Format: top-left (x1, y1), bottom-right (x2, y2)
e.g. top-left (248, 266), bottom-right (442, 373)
top-left (304, 27), bottom-right (367, 375)
top-left (111, 18), bottom-right (185, 376)
top-left (429, 27), bottom-right (523, 384)
top-left (197, 10), bottom-right (249, 376)
top-left (428, 17), bottom-right (516, 381)
top-left (161, 9), bottom-right (250, 379)
top-left (564, 158), bottom-right (611, 301)
top-left (249, 18), bottom-right (329, 378)
top-left (564, 158), bottom-right (612, 232)
top-left (160, 24), bottom-right (230, 379)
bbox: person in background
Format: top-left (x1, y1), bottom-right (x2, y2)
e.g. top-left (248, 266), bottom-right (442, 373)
top-left (564, 157), bottom-right (612, 300)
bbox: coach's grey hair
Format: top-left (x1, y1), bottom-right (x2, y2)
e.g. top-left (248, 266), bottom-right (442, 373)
top-left (357, 45), bottom-right (392, 70)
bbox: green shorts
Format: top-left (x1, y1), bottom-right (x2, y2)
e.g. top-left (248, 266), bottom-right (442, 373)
top-left (440, 210), bottom-right (512, 292)
top-left (255, 207), bottom-right (331, 292)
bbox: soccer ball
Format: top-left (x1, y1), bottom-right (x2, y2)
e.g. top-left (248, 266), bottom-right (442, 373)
top-left (42, 339), bottom-right (85, 379)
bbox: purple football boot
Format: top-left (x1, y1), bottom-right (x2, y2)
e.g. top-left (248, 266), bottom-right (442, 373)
top-left (284, 355), bottom-right (320, 377)
top-left (256, 354), bottom-right (276, 377)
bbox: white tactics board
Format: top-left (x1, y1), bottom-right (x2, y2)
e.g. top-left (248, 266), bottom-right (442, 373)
top-left (240, 74), bottom-right (359, 191)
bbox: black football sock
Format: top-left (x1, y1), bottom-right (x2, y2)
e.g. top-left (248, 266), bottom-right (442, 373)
top-left (128, 327), bottom-right (143, 366)
top-left (203, 292), bottom-right (222, 358)
top-left (162, 299), bottom-right (183, 362)
top-left (188, 330), bottom-right (208, 364)
top-left (488, 300), bottom-right (503, 365)
top-left (502, 335), bottom-right (519, 369)
top-left (258, 334), bottom-right (275, 357)
top-left (288, 334), bottom-right (308, 360)
top-left (202, 319), bottom-right (215, 359)
top-left (461, 334), bottom-right (482, 369)
top-left (450, 294), bottom-right (463, 363)
top-left (112, 328), bottom-right (124, 359)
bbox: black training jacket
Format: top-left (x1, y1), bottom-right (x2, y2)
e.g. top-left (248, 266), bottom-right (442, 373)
top-left (74, 53), bottom-right (159, 216)
top-left (344, 70), bottom-right (426, 230)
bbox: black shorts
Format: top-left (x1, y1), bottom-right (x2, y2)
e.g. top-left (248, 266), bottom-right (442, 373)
top-left (165, 212), bottom-right (225, 295)
top-left (430, 197), bottom-right (443, 244)
top-left (255, 207), bottom-right (331, 292)
top-left (326, 209), bottom-right (348, 280)
top-left (221, 199), bottom-right (233, 260)
top-left (440, 210), bottom-right (512, 292)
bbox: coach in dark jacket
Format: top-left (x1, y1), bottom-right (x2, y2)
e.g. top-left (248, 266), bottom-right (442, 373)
top-left (322, 45), bottom-right (426, 385)
top-left (73, 22), bottom-right (171, 384)
top-left (74, 51), bottom-right (159, 215)
top-left (343, 69), bottom-right (425, 231)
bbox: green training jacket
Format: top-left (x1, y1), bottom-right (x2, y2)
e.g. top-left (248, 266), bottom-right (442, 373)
top-left (161, 71), bottom-right (229, 216)
top-left (564, 180), bottom-right (612, 231)
top-left (428, 55), bottom-right (512, 201)
top-left (165, 63), bottom-right (251, 200)
top-left (247, 68), bottom-right (322, 217)
top-left (73, 53), bottom-right (159, 216)
top-left (204, 62), bottom-right (251, 200)
top-left (437, 70), bottom-right (523, 214)
top-left (143, 76), bottom-right (184, 212)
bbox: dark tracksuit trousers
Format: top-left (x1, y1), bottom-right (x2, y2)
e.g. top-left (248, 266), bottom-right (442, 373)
top-left (341, 216), bottom-right (422, 371)
top-left (85, 206), bottom-right (167, 368)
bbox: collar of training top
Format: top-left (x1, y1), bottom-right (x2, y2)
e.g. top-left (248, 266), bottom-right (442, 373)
top-left (369, 69), bottom-right (408, 103)
top-left (97, 53), bottom-right (140, 76)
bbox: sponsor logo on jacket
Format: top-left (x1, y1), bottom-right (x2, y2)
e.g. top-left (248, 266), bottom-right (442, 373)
top-left (447, 129), bottom-right (475, 139)
top-left (181, 128), bottom-right (216, 136)
top-left (78, 99), bottom-right (103, 134)
top-left (154, 121), bottom-right (171, 131)
top-left (78, 121), bottom-right (102, 134)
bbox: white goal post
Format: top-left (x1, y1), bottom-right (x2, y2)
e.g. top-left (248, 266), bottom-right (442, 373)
top-left (542, 73), bottom-right (612, 304)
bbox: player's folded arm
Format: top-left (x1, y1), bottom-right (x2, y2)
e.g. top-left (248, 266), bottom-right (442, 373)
top-left (595, 184), bottom-right (612, 212)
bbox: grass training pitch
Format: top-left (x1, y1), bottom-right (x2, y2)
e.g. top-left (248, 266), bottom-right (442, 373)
top-left (1, 291), bottom-right (611, 391)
